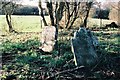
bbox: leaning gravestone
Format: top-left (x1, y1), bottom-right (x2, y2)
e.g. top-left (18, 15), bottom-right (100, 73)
top-left (71, 27), bottom-right (98, 67)
top-left (40, 26), bottom-right (56, 52)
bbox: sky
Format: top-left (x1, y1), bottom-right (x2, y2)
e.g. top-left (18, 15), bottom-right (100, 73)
top-left (19, 0), bottom-right (120, 6)
top-left (21, 0), bottom-right (39, 6)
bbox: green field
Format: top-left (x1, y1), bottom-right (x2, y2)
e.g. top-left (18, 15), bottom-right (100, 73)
top-left (0, 15), bottom-right (50, 33)
top-left (1, 28), bottom-right (119, 79)
top-left (0, 15), bottom-right (118, 43)
top-left (1, 15), bottom-right (120, 79)
top-left (0, 15), bottom-right (117, 33)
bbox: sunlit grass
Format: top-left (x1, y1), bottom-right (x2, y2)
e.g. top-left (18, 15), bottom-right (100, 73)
top-left (0, 15), bottom-right (50, 33)
top-left (87, 18), bottom-right (117, 27)
top-left (0, 15), bottom-right (117, 33)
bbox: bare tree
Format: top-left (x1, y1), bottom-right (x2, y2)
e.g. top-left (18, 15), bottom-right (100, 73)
top-left (38, 0), bottom-right (94, 49)
top-left (2, 0), bottom-right (18, 33)
top-left (38, 0), bottom-right (65, 49)
top-left (62, 1), bottom-right (93, 29)
top-left (65, 2), bottom-right (80, 29)
top-left (108, 1), bottom-right (120, 26)
top-left (109, 1), bottom-right (120, 25)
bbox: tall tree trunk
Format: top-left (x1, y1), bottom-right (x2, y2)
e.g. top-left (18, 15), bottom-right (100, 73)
top-left (39, 1), bottom-right (48, 26)
top-left (65, 2), bottom-right (70, 28)
top-left (54, 2), bottom-right (65, 49)
top-left (54, 24), bottom-right (58, 50)
top-left (83, 9), bottom-right (90, 28)
top-left (47, 2), bottom-right (55, 26)
top-left (6, 14), bottom-right (14, 32)
top-left (118, 1), bottom-right (120, 26)
top-left (83, 2), bottom-right (92, 28)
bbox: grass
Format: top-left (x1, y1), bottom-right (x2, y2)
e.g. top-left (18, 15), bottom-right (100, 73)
top-left (0, 15), bottom-right (50, 33)
top-left (0, 15), bottom-right (117, 33)
top-left (1, 30), bottom-right (120, 79)
top-left (0, 15), bottom-right (120, 79)
top-left (87, 18), bottom-right (117, 27)
top-left (1, 39), bottom-right (74, 79)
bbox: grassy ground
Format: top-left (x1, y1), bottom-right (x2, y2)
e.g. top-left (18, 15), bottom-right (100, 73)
top-left (0, 15), bottom-right (120, 79)
top-left (1, 28), bottom-right (120, 79)
top-left (0, 15), bottom-right (117, 33)
top-left (0, 15), bottom-right (50, 33)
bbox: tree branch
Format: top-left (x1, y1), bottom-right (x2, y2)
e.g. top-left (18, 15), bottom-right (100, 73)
top-left (45, 66), bottom-right (85, 80)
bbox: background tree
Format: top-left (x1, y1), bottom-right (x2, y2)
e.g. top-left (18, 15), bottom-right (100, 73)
top-left (13, 5), bottom-right (39, 15)
top-left (2, 0), bottom-right (18, 33)
top-left (118, 1), bottom-right (120, 26)
top-left (0, 1), bottom-right (2, 14)
top-left (108, 1), bottom-right (120, 26)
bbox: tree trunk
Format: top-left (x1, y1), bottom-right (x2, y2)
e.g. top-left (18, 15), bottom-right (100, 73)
top-left (83, 9), bottom-right (90, 28)
top-left (47, 2), bottom-right (55, 26)
top-left (65, 2), bottom-right (70, 28)
top-left (54, 2), bottom-right (65, 50)
top-left (83, 2), bottom-right (92, 28)
top-left (39, 1), bottom-right (48, 26)
top-left (54, 25), bottom-right (58, 50)
top-left (118, 1), bottom-right (120, 26)
top-left (6, 14), bottom-right (14, 32)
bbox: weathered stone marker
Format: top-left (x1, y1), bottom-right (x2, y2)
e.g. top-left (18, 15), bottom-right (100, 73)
top-left (71, 27), bottom-right (98, 67)
top-left (40, 26), bottom-right (56, 52)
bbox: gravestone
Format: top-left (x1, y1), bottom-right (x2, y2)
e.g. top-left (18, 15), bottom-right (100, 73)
top-left (71, 27), bottom-right (98, 67)
top-left (40, 26), bottom-right (56, 52)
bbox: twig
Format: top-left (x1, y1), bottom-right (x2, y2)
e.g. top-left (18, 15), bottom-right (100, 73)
top-left (45, 66), bottom-right (84, 80)
top-left (63, 59), bottom-right (74, 68)
top-left (67, 72), bottom-right (84, 79)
